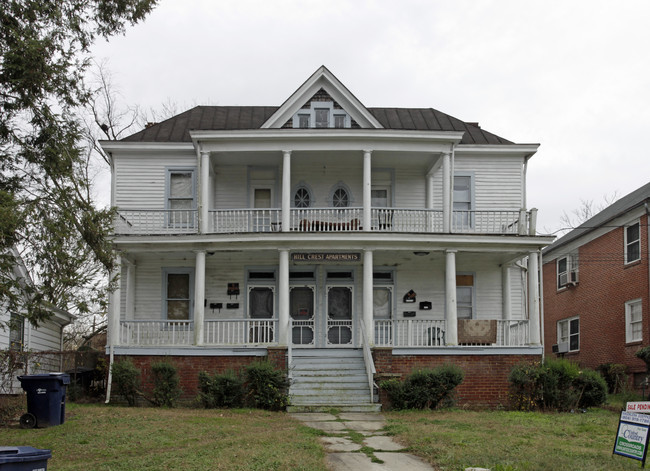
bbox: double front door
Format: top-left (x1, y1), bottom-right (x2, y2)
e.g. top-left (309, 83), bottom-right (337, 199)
top-left (290, 285), bottom-right (355, 348)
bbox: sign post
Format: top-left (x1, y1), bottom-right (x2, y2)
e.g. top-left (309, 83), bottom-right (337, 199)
top-left (613, 411), bottom-right (650, 467)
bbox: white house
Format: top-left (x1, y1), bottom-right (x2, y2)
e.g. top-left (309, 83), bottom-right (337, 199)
top-left (101, 66), bottom-right (553, 410)
top-left (0, 249), bottom-right (74, 393)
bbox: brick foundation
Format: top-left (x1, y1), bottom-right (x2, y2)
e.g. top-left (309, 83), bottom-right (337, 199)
top-left (373, 348), bottom-right (540, 409)
top-left (111, 348), bottom-right (287, 401)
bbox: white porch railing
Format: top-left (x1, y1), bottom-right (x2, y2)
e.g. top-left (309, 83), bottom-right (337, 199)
top-left (203, 319), bottom-right (277, 345)
top-left (452, 210), bottom-right (523, 234)
top-left (115, 207), bottom-right (537, 236)
top-left (209, 209), bottom-right (282, 233)
top-left (291, 207), bottom-right (362, 232)
top-left (371, 208), bottom-right (444, 232)
top-left (115, 210), bottom-right (198, 235)
top-left (120, 320), bottom-right (194, 346)
top-left (374, 319), bottom-right (530, 347)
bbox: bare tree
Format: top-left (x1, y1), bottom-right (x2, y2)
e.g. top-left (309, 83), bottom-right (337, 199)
top-left (553, 192), bottom-right (620, 236)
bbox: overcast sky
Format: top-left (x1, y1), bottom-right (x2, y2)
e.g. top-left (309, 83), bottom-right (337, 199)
top-left (91, 0), bottom-right (650, 235)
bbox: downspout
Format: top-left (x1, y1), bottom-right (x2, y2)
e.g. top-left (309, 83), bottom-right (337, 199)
top-left (539, 248), bottom-right (545, 362)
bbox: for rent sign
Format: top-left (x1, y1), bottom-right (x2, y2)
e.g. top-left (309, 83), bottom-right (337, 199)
top-left (614, 411), bottom-right (650, 466)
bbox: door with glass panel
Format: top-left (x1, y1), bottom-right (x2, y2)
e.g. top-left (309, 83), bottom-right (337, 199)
top-left (290, 286), bottom-right (315, 346)
top-left (373, 287), bottom-right (392, 346)
top-left (251, 187), bottom-right (273, 232)
top-left (326, 285), bottom-right (354, 347)
top-left (453, 175), bottom-right (472, 231)
top-left (248, 286), bottom-right (274, 343)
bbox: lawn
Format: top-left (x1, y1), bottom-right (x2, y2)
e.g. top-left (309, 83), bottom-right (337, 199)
top-left (0, 404), bottom-right (327, 471)
top-left (0, 403), bottom-right (644, 471)
top-left (384, 408), bottom-right (642, 471)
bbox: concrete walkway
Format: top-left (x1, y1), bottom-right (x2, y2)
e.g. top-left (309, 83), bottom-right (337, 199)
top-left (290, 412), bottom-right (435, 471)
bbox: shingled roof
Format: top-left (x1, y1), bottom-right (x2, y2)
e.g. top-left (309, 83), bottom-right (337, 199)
top-left (121, 105), bottom-right (514, 145)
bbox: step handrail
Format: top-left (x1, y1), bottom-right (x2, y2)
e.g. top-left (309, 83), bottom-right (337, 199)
top-left (359, 319), bottom-right (376, 404)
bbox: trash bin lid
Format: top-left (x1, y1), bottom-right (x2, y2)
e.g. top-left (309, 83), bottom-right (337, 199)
top-left (0, 447), bottom-right (52, 464)
top-left (18, 373), bottom-right (71, 385)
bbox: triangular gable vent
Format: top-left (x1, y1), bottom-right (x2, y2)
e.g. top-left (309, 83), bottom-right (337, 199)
top-left (262, 66), bottom-right (383, 129)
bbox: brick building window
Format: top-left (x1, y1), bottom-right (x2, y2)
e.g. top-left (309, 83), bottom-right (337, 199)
top-left (557, 253), bottom-right (579, 289)
top-left (626, 299), bottom-right (643, 343)
top-left (557, 316), bottom-right (579, 352)
top-left (625, 221), bottom-right (641, 264)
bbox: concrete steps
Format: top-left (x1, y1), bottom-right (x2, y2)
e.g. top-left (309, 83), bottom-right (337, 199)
top-left (287, 348), bottom-right (381, 413)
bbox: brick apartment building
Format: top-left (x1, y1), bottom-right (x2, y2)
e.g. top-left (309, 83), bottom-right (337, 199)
top-left (543, 182), bottom-right (650, 388)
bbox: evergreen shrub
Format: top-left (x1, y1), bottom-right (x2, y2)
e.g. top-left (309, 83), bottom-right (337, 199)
top-left (151, 361), bottom-right (182, 407)
top-left (244, 360), bottom-right (289, 410)
top-left (379, 364), bottom-right (464, 410)
top-left (197, 370), bottom-right (244, 408)
top-left (111, 358), bottom-right (140, 406)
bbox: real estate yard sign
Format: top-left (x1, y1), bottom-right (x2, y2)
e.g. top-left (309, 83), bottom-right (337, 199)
top-left (614, 411), bottom-right (650, 466)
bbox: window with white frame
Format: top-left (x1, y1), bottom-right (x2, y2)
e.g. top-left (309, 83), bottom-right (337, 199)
top-left (166, 168), bottom-right (196, 227)
top-left (292, 101), bottom-right (351, 129)
top-left (625, 221), bottom-right (641, 264)
top-left (557, 316), bottom-right (579, 352)
top-left (9, 313), bottom-right (24, 351)
top-left (626, 299), bottom-right (643, 343)
top-left (452, 174), bottom-right (473, 230)
top-left (456, 274), bottom-right (474, 319)
top-left (557, 253), bottom-right (579, 289)
top-left (332, 186), bottom-right (350, 208)
top-left (163, 268), bottom-right (194, 320)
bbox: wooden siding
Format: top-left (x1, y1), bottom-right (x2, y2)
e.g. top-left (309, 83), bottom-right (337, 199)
top-left (113, 153), bottom-right (196, 208)
top-left (122, 252), bottom-right (525, 322)
top-left (454, 155), bottom-right (524, 209)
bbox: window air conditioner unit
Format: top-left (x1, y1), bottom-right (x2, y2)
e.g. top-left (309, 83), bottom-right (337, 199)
top-left (553, 342), bottom-right (569, 354)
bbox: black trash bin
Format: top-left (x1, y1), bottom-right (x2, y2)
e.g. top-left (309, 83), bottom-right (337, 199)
top-left (18, 373), bottom-right (70, 428)
top-left (0, 447), bottom-right (52, 470)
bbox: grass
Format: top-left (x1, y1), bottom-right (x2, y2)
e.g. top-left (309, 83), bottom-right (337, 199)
top-left (383, 407), bottom-right (642, 471)
top-left (0, 401), bottom-right (645, 470)
top-left (0, 404), bottom-right (327, 471)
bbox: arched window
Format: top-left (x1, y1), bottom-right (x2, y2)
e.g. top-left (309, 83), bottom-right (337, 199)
top-left (294, 187), bottom-right (311, 208)
top-left (332, 187), bottom-right (349, 208)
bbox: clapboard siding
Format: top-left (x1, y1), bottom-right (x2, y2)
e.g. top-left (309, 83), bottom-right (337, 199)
top-left (28, 321), bottom-right (62, 351)
top-left (0, 310), bottom-right (10, 348)
top-left (127, 253), bottom-right (524, 322)
top-left (454, 155), bottom-right (523, 209)
top-left (214, 166), bottom-right (249, 209)
top-left (114, 153), bottom-right (197, 209)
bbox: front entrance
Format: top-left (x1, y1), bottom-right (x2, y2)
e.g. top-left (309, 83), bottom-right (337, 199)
top-left (289, 270), bottom-right (356, 348)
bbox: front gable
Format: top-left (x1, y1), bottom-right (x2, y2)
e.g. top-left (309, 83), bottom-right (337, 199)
top-left (262, 65), bottom-right (383, 129)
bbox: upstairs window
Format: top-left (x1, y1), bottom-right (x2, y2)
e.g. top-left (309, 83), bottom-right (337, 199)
top-left (452, 174), bottom-right (473, 230)
top-left (332, 187), bottom-right (349, 208)
top-left (166, 168), bottom-right (196, 227)
top-left (292, 101), bottom-right (350, 128)
top-left (293, 187), bottom-right (311, 208)
top-left (557, 253), bottom-right (579, 289)
top-left (625, 221), bottom-right (641, 264)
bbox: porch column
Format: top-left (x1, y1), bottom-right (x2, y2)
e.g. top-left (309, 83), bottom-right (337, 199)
top-left (194, 250), bottom-right (206, 346)
top-left (109, 253), bottom-right (122, 347)
top-left (363, 150), bottom-right (372, 232)
top-left (445, 250), bottom-right (458, 345)
top-left (278, 249), bottom-right (289, 345)
top-left (282, 150), bottom-right (291, 232)
top-left (528, 251), bottom-right (541, 345)
top-left (502, 264), bottom-right (512, 321)
top-left (442, 152), bottom-right (452, 233)
top-left (363, 249), bottom-right (374, 345)
top-left (199, 151), bottom-right (210, 233)
top-left (125, 260), bottom-right (136, 320)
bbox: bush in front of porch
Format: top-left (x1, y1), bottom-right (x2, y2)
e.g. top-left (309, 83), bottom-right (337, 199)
top-left (508, 357), bottom-right (607, 411)
top-left (197, 360), bottom-right (289, 411)
top-left (379, 364), bottom-right (464, 410)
